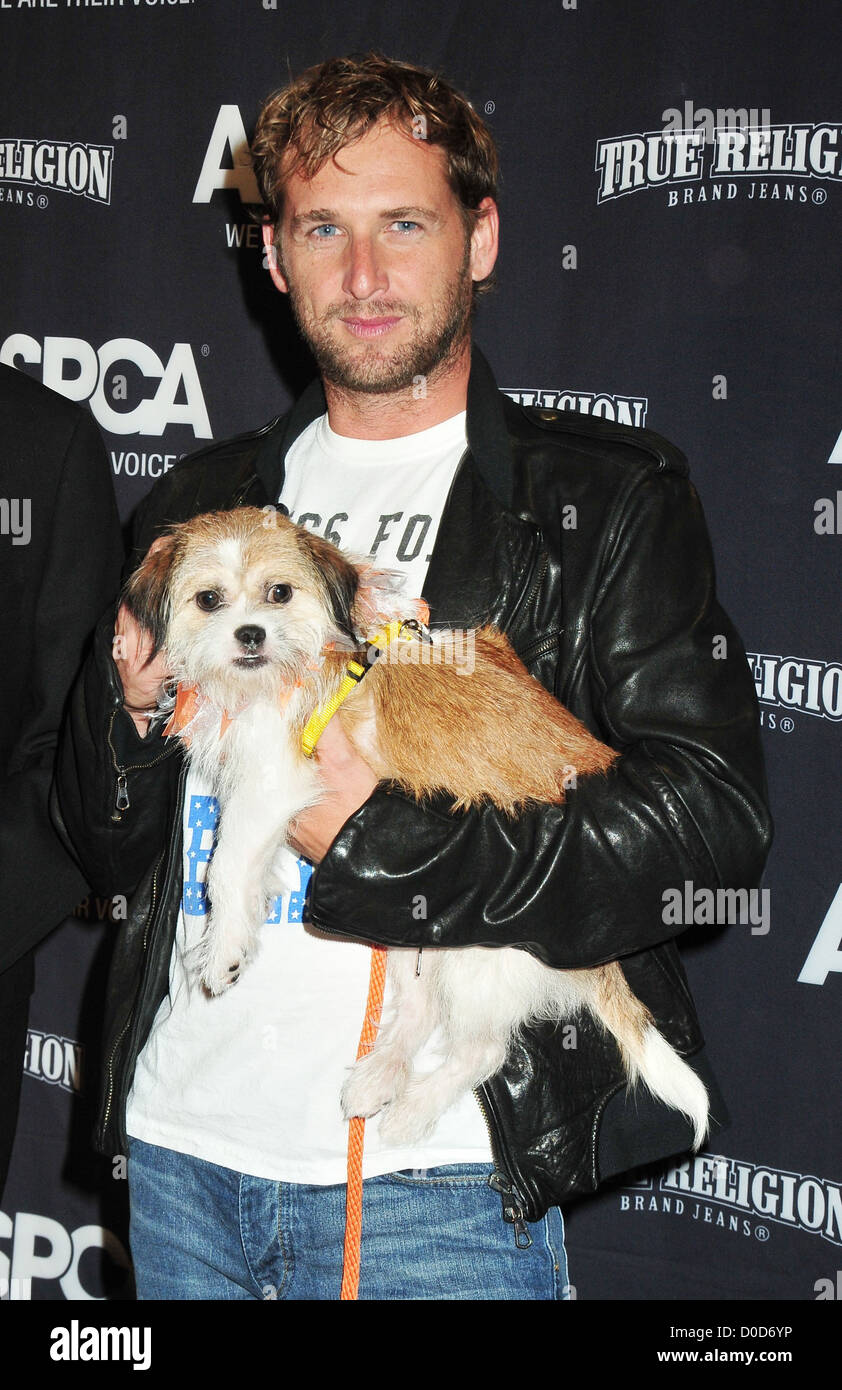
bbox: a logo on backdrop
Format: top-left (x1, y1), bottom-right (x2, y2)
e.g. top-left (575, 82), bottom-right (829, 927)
top-left (798, 884), bottom-right (842, 988)
top-left (22, 1030), bottom-right (82, 1095)
top-left (596, 104), bottom-right (839, 207)
top-left (192, 104), bottom-right (266, 260)
top-left (746, 651), bottom-right (842, 725)
top-left (0, 138), bottom-right (113, 207)
top-left (0, 335), bottom-right (211, 438)
top-left (0, 1212), bottom-right (130, 1301)
top-left (503, 387), bottom-right (648, 428)
top-left (193, 104), bottom-right (260, 206)
top-left (619, 1153), bottom-right (842, 1246)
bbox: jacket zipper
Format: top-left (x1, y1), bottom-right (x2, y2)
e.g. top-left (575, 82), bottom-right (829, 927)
top-left (517, 632), bottom-right (560, 667)
top-left (473, 1084), bottom-right (533, 1247)
top-left (475, 535), bottom-right (554, 1238)
top-left (101, 851), bottom-right (164, 1134)
top-left (102, 764), bottom-right (188, 1146)
top-left (466, 506), bottom-right (543, 1230)
top-left (106, 708), bottom-right (177, 821)
top-left (506, 545), bottom-right (549, 640)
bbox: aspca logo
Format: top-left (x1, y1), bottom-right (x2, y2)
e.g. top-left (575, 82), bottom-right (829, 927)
top-left (0, 336), bottom-right (211, 439)
top-left (596, 109), bottom-right (841, 205)
top-left (0, 1212), bottom-right (130, 1301)
top-left (503, 387), bottom-right (648, 429)
top-left (621, 1153), bottom-right (842, 1246)
top-left (193, 105), bottom-right (260, 205)
top-left (23, 1030), bottom-right (82, 1095)
top-left (0, 139), bottom-right (113, 205)
top-left (747, 651), bottom-right (842, 722)
top-left (798, 883), bottom-right (842, 988)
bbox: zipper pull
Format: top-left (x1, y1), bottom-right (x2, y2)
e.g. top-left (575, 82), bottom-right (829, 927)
top-left (488, 1170), bottom-right (533, 1249)
top-left (115, 771), bottom-right (130, 812)
top-left (510, 1212), bottom-right (533, 1249)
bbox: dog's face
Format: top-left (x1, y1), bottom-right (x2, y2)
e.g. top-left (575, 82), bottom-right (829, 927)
top-left (125, 508), bottom-right (361, 707)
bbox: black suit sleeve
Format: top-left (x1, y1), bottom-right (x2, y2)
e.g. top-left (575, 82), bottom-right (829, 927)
top-left (0, 406), bottom-right (124, 972)
top-left (308, 468), bottom-right (773, 968)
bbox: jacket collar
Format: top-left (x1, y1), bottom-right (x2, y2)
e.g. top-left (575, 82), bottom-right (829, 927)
top-left (253, 342), bottom-right (517, 514)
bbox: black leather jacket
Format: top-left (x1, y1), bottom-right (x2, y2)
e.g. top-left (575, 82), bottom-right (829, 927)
top-left (53, 347), bottom-right (772, 1223)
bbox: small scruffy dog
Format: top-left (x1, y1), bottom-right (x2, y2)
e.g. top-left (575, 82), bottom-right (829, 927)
top-left (125, 506), bottom-right (709, 1149)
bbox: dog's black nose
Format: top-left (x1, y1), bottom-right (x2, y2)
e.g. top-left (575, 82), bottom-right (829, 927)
top-left (235, 625), bottom-right (266, 650)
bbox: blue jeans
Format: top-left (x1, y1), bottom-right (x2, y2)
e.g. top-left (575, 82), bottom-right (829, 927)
top-left (127, 1138), bottom-right (569, 1300)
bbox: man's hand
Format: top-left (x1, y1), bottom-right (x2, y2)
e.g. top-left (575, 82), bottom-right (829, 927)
top-left (289, 719), bottom-right (378, 864)
top-left (113, 602), bottom-right (172, 737)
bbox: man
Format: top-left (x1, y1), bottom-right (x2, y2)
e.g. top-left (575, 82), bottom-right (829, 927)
top-left (0, 362), bottom-right (123, 1201)
top-left (53, 54), bottom-right (771, 1301)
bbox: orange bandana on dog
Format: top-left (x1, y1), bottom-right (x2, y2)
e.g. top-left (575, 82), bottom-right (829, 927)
top-left (162, 681), bottom-right (302, 747)
top-left (161, 683), bottom-right (203, 745)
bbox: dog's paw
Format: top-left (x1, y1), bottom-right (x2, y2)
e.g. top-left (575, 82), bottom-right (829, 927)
top-left (197, 910), bottom-right (257, 996)
top-left (376, 1081), bottom-right (445, 1146)
top-left (197, 927), bottom-right (249, 996)
top-left (265, 846), bottom-right (302, 899)
top-left (341, 1050), bottom-right (409, 1120)
top-left (201, 955), bottom-right (243, 997)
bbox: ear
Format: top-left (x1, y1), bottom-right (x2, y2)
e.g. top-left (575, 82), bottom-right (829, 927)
top-left (122, 531), bottom-right (180, 656)
top-left (469, 196), bottom-right (499, 285)
top-left (262, 220), bottom-right (289, 294)
top-left (298, 531), bottom-right (360, 646)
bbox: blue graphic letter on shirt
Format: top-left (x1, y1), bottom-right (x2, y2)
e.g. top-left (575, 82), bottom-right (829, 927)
top-left (183, 794), bottom-right (219, 916)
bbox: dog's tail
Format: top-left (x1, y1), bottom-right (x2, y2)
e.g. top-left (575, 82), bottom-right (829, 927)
top-left (633, 1027), bottom-right (710, 1151)
top-left (589, 963), bottom-right (710, 1151)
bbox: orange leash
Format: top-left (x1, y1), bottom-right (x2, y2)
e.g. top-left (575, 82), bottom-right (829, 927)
top-left (340, 944), bottom-right (388, 1301)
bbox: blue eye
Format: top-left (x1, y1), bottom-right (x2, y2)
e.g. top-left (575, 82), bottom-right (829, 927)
top-left (312, 225), bottom-right (339, 239)
top-left (393, 220), bottom-right (419, 233)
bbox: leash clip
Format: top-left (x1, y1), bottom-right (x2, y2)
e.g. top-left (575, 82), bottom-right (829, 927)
top-left (398, 618), bottom-right (433, 645)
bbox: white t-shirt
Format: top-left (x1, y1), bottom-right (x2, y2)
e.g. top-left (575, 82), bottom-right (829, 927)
top-left (127, 409), bottom-right (495, 1181)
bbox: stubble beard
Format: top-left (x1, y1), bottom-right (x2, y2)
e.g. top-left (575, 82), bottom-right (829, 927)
top-left (280, 239), bottom-right (474, 396)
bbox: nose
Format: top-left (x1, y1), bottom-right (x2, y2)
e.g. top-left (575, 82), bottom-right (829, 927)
top-left (342, 234), bottom-right (388, 300)
top-left (235, 625), bottom-right (266, 651)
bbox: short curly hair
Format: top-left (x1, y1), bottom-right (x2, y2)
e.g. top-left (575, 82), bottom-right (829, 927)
top-left (251, 52), bottom-right (499, 296)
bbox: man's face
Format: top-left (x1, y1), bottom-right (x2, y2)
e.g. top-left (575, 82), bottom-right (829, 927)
top-left (262, 120), bottom-right (497, 395)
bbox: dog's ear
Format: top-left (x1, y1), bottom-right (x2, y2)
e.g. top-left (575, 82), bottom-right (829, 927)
top-left (122, 531), bottom-right (180, 657)
top-left (298, 531), bottom-right (360, 646)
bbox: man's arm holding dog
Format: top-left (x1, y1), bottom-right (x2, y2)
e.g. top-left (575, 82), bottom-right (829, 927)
top-left (289, 723), bottom-right (378, 864)
top-left (307, 467), bottom-right (773, 969)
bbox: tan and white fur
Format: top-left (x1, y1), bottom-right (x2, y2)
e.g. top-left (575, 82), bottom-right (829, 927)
top-left (125, 507), bottom-right (709, 1150)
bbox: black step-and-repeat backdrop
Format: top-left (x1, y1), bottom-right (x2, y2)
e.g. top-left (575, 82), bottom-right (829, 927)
top-left (0, 1), bottom-right (839, 1304)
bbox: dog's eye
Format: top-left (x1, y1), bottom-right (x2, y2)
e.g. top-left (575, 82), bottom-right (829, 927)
top-left (267, 583), bottom-right (293, 604)
top-left (195, 590), bottom-right (222, 612)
